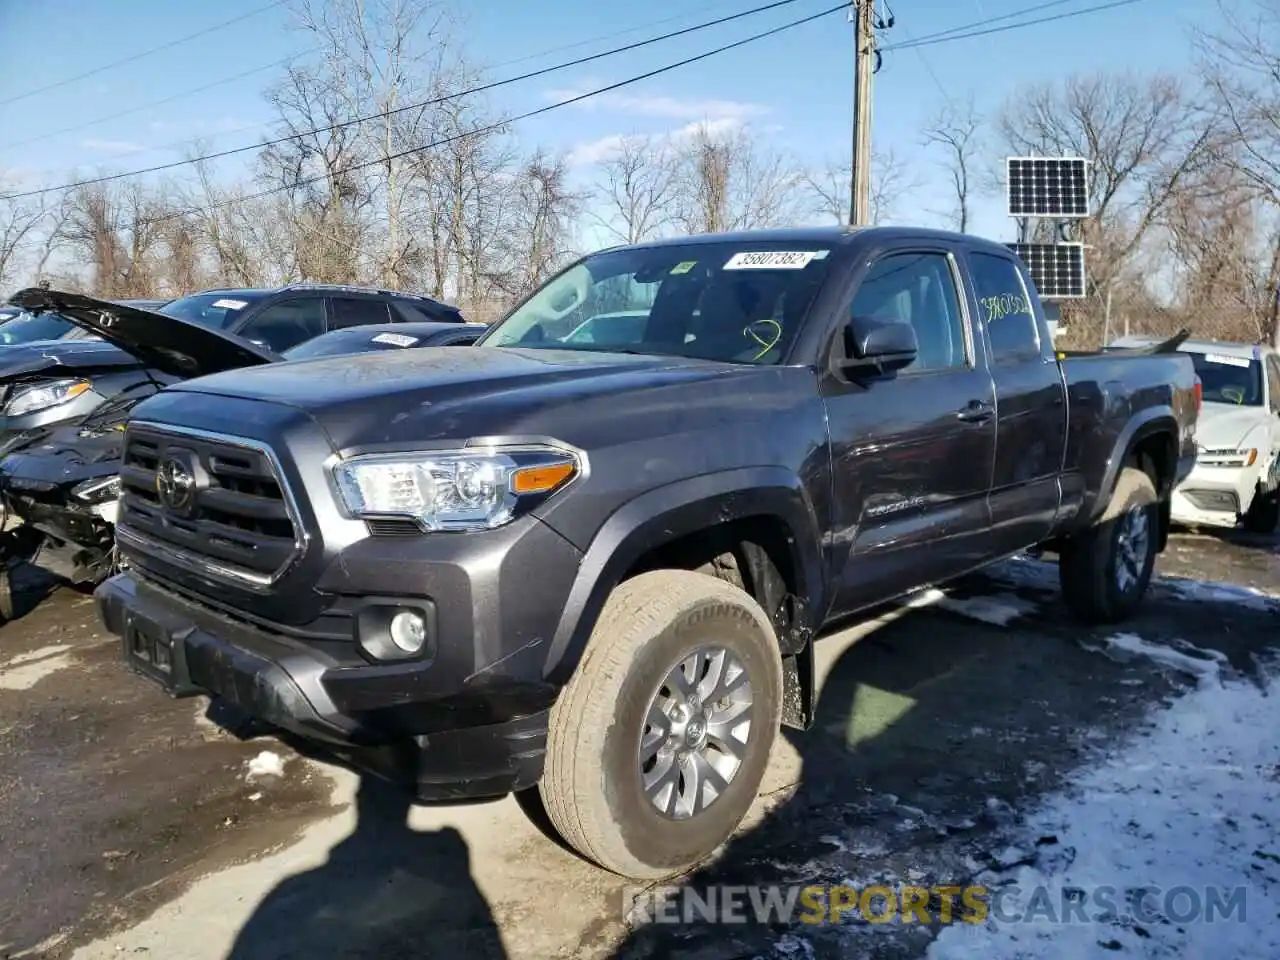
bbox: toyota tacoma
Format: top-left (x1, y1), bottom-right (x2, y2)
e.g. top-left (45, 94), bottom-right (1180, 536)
top-left (86, 227), bottom-right (1198, 880)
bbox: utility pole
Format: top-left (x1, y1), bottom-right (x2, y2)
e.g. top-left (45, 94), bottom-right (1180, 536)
top-left (849, 0), bottom-right (876, 226)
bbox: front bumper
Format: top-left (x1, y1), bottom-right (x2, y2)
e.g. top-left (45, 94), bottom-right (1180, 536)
top-left (98, 571), bottom-right (560, 799)
top-left (1170, 462), bottom-right (1259, 527)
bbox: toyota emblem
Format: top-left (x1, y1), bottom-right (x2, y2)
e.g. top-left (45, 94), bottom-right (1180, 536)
top-left (155, 457), bottom-right (196, 514)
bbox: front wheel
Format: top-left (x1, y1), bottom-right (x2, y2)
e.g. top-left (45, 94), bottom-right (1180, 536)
top-left (538, 569), bottom-right (782, 880)
top-left (1059, 465), bottom-right (1159, 624)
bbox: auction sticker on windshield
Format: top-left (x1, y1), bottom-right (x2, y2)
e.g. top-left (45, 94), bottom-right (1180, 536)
top-left (1204, 353), bottom-right (1252, 368)
top-left (723, 251), bottom-right (825, 270)
top-left (211, 299), bottom-right (248, 309)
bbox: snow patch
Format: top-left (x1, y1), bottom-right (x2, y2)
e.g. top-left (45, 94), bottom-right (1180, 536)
top-left (772, 932), bottom-right (816, 958)
top-left (245, 750), bottom-right (287, 781)
top-left (1160, 576), bottom-right (1280, 611)
top-left (1083, 632), bottom-right (1226, 687)
top-left (926, 655), bottom-right (1280, 959)
top-left (2, 643), bottom-right (73, 668)
top-left (904, 586), bottom-right (1039, 626)
top-left (0, 645), bottom-right (75, 690)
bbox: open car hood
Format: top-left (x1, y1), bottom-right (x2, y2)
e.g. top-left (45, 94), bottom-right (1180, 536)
top-left (0, 339), bottom-right (141, 380)
top-left (9, 287), bottom-right (280, 379)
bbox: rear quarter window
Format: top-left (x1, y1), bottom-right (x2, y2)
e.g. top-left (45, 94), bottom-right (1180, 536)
top-left (968, 252), bottom-right (1041, 365)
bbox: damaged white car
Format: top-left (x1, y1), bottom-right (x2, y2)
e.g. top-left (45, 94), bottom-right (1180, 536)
top-left (1113, 338), bottom-right (1280, 533)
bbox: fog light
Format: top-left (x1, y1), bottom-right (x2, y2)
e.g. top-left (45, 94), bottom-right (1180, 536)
top-left (389, 611), bottom-right (426, 654)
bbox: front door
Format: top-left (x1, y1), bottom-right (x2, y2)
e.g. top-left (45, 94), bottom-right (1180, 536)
top-left (822, 247), bottom-right (997, 615)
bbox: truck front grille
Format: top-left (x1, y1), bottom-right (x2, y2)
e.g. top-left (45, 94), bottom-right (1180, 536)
top-left (117, 423), bottom-right (304, 587)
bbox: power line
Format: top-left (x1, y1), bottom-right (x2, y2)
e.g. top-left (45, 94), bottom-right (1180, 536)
top-left (4, 1), bottom-right (753, 157)
top-left (4, 52), bottom-right (312, 152)
top-left (0, 0), bottom-right (290, 108)
top-left (885, 0), bottom-right (1083, 48)
top-left (118, 2), bottom-right (850, 232)
top-left (2, 0), bottom-right (812, 202)
top-left (882, 0), bottom-right (1148, 53)
top-left (489, 0), bottom-right (761, 70)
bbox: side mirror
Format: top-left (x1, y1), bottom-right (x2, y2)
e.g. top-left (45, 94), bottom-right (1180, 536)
top-left (840, 315), bottom-right (917, 375)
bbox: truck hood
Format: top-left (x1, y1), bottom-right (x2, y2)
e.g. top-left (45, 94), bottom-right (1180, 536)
top-left (1196, 403), bottom-right (1271, 451)
top-left (159, 346), bottom-right (771, 449)
top-left (0, 339), bottom-right (141, 380)
top-left (8, 287), bottom-right (279, 379)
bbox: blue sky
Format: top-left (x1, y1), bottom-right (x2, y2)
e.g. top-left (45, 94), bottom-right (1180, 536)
top-left (0, 0), bottom-right (1216, 244)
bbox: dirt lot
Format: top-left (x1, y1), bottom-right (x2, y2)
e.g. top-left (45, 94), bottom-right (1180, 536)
top-left (0, 529), bottom-right (1276, 960)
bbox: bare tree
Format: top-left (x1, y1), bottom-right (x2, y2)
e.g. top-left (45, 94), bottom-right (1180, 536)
top-left (61, 181), bottom-right (170, 297)
top-left (670, 124), bottom-right (805, 234)
top-left (0, 176), bottom-right (56, 292)
top-left (803, 147), bottom-right (919, 226)
top-left (1196, 0), bottom-right (1280, 343)
top-left (502, 150), bottom-right (584, 296)
top-left (290, 0), bottom-right (449, 287)
top-left (591, 135), bottom-right (678, 244)
top-left (922, 93), bottom-right (983, 232)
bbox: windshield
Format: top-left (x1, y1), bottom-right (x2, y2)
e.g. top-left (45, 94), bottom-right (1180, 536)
top-left (283, 328), bottom-right (425, 360)
top-left (0, 309), bottom-right (90, 345)
top-left (159, 291), bottom-right (264, 330)
top-left (480, 242), bottom-right (837, 364)
top-left (1188, 351), bottom-right (1263, 406)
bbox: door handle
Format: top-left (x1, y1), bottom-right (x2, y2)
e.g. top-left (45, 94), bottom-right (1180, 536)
top-left (956, 400), bottom-right (994, 423)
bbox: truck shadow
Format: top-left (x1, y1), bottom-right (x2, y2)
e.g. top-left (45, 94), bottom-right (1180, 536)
top-left (223, 772), bottom-right (509, 960)
top-left (600, 582), bottom-right (1262, 960)
top-left (0, 528), bottom-right (60, 625)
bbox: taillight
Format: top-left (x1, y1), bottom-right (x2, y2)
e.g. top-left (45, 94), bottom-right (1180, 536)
top-left (1194, 378), bottom-right (1203, 413)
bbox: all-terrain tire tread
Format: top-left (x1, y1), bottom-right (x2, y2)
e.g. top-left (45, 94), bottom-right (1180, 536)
top-left (540, 569), bottom-right (778, 879)
top-left (1059, 465), bottom-right (1158, 624)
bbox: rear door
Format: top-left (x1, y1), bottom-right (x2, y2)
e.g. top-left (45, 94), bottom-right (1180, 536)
top-left (822, 243), bottom-right (998, 615)
top-left (963, 249), bottom-right (1067, 555)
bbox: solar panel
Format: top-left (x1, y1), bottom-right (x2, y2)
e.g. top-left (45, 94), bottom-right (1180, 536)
top-left (1006, 157), bottom-right (1089, 217)
top-left (1007, 242), bottom-right (1086, 299)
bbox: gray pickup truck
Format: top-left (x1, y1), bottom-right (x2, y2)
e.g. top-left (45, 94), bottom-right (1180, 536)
top-left (85, 226), bottom-right (1198, 880)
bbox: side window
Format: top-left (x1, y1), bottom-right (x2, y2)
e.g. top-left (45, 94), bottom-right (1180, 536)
top-left (332, 297), bottom-right (392, 329)
top-left (969, 253), bottom-right (1040, 364)
top-left (238, 298), bottom-right (328, 352)
top-left (848, 251), bottom-right (967, 372)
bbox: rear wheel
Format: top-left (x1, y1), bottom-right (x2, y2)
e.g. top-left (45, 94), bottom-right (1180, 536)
top-left (1059, 465), bottom-right (1159, 624)
top-left (538, 569), bottom-right (782, 880)
top-left (1243, 487), bottom-right (1279, 535)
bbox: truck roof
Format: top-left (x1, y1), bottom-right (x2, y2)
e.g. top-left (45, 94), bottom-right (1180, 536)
top-left (619, 225), bottom-right (1017, 258)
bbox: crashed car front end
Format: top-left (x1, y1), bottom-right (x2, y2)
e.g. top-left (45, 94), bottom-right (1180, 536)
top-left (0, 417), bottom-right (132, 582)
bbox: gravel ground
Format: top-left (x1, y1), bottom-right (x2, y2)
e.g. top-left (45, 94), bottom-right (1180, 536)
top-left (0, 527), bottom-right (1276, 960)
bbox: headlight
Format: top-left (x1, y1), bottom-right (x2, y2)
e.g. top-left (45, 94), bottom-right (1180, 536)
top-left (5, 378), bottom-right (92, 417)
top-left (72, 475), bottom-right (121, 503)
top-left (332, 443), bottom-right (583, 531)
top-left (1199, 447), bottom-right (1258, 468)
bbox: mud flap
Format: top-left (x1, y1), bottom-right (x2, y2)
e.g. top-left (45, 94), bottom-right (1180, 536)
top-left (780, 641), bottom-right (815, 731)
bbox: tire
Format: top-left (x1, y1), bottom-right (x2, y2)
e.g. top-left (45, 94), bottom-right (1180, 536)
top-left (538, 569), bottom-right (783, 880)
top-left (1243, 488), bottom-right (1279, 535)
top-left (1059, 465), bottom-right (1159, 624)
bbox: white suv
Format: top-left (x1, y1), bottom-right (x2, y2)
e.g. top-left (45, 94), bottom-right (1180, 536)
top-left (1112, 338), bottom-right (1280, 533)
